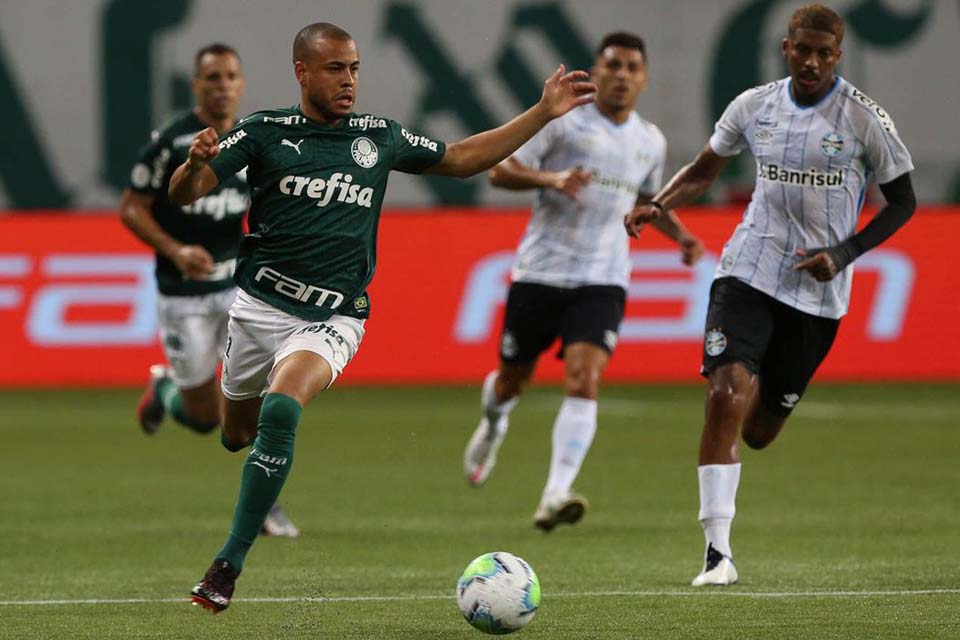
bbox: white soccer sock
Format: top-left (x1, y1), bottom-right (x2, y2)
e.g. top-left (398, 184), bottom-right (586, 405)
top-left (697, 463), bottom-right (741, 558)
top-left (481, 370), bottom-right (518, 435)
top-left (543, 397), bottom-right (598, 500)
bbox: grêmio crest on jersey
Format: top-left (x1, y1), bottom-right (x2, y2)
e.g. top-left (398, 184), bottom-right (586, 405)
top-left (708, 76), bottom-right (913, 320)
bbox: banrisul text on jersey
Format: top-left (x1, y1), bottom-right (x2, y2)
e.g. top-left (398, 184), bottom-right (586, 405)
top-left (708, 77), bottom-right (913, 319)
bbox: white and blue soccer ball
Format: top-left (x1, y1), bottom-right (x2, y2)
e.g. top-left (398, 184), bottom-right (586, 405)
top-left (456, 551), bottom-right (541, 635)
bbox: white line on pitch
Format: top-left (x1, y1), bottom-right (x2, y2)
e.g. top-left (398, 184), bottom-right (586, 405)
top-left (2, 588), bottom-right (959, 607)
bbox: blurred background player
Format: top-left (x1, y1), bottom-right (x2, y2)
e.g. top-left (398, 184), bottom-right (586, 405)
top-left (625, 3), bottom-right (916, 586)
top-left (120, 43), bottom-right (299, 538)
top-left (464, 33), bottom-right (705, 531)
top-left (168, 22), bottom-right (597, 612)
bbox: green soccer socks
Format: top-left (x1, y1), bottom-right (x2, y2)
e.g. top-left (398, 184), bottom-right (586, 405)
top-left (215, 393), bottom-right (302, 572)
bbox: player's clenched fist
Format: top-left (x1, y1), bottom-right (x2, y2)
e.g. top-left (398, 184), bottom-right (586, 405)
top-left (187, 127), bottom-right (220, 167)
top-left (173, 244), bottom-right (215, 280)
top-left (554, 167), bottom-right (593, 199)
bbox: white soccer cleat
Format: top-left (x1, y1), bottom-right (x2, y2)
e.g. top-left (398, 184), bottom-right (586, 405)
top-left (691, 543), bottom-right (739, 586)
top-left (463, 417), bottom-right (506, 487)
top-left (260, 503), bottom-right (301, 538)
top-left (533, 492), bottom-right (589, 532)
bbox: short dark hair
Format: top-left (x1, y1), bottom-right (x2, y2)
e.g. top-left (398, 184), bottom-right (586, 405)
top-left (596, 32), bottom-right (646, 62)
top-left (293, 22), bottom-right (354, 63)
top-left (193, 43), bottom-right (240, 74)
top-left (788, 4), bottom-right (844, 44)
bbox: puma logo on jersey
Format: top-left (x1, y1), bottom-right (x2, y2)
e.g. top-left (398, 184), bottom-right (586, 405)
top-left (279, 172), bottom-right (375, 208)
top-left (282, 138), bottom-right (304, 154)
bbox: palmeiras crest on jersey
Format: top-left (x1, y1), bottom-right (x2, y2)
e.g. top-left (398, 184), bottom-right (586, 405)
top-left (351, 137), bottom-right (379, 168)
top-left (704, 328), bottom-right (727, 357)
top-left (820, 132), bottom-right (844, 158)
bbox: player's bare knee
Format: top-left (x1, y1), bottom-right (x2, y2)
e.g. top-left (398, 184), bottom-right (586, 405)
top-left (496, 365), bottom-right (532, 400)
top-left (496, 376), bottom-right (525, 400)
top-left (706, 382), bottom-right (749, 414)
top-left (181, 400), bottom-right (220, 428)
top-left (563, 366), bottom-right (599, 399)
top-left (220, 418), bottom-right (257, 451)
top-left (220, 408), bottom-right (258, 446)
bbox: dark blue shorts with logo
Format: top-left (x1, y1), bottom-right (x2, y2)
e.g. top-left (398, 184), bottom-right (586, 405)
top-left (499, 281), bottom-right (626, 365)
top-left (701, 277), bottom-right (839, 417)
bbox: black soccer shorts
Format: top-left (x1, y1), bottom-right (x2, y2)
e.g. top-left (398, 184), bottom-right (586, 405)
top-left (700, 277), bottom-right (840, 417)
top-left (499, 282), bottom-right (626, 364)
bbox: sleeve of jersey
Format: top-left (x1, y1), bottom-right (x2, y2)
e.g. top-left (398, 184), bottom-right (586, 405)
top-left (862, 111), bottom-right (914, 186)
top-left (208, 120), bottom-right (263, 183)
top-left (127, 132), bottom-right (170, 195)
top-left (390, 121), bottom-right (447, 174)
top-left (512, 119), bottom-right (560, 169)
top-left (708, 94), bottom-right (749, 157)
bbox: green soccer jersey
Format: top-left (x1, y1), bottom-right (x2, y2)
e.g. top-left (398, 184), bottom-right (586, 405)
top-left (208, 107), bottom-right (446, 322)
top-left (129, 111), bottom-right (250, 296)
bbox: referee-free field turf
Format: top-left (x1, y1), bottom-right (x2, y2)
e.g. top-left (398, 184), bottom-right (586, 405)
top-left (1, 384), bottom-right (958, 639)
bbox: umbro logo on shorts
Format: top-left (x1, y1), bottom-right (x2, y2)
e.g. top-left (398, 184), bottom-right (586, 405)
top-left (781, 393), bottom-right (801, 409)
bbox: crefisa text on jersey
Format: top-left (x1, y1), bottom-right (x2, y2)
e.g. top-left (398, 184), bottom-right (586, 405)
top-left (349, 115), bottom-right (387, 131)
top-left (278, 173), bottom-right (375, 208)
top-left (400, 128), bottom-right (438, 152)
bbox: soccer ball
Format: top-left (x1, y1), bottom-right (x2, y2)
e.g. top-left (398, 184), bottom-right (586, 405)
top-left (456, 551), bottom-right (541, 635)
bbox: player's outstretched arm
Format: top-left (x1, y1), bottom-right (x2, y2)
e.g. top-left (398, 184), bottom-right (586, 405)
top-left (119, 190), bottom-right (214, 279)
top-left (795, 172), bottom-right (916, 282)
top-left (625, 144), bottom-right (728, 238)
top-left (169, 127), bottom-right (222, 206)
top-left (488, 157), bottom-right (592, 198)
top-left (425, 65), bottom-right (595, 179)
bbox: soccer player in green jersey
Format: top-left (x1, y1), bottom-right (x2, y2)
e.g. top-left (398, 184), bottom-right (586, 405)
top-left (168, 22), bottom-right (602, 613)
top-left (121, 43), bottom-right (299, 538)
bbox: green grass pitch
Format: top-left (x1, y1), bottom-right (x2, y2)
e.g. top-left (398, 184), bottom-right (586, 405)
top-left (1, 384), bottom-right (958, 639)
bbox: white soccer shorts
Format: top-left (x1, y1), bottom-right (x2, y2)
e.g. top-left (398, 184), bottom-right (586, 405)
top-left (220, 289), bottom-right (365, 401)
top-left (156, 288), bottom-right (236, 389)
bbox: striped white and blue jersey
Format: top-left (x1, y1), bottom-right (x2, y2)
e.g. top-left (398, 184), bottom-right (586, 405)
top-left (709, 76), bottom-right (913, 318)
top-left (510, 102), bottom-right (667, 290)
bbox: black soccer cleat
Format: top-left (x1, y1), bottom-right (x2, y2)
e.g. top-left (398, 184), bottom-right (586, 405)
top-left (136, 364), bottom-right (169, 435)
top-left (190, 559), bottom-right (239, 613)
